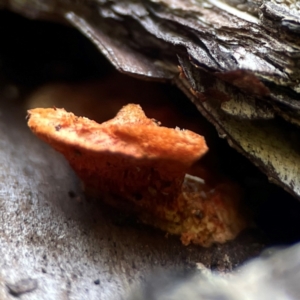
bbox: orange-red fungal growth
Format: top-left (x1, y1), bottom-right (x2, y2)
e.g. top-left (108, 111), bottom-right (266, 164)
top-left (27, 104), bottom-right (246, 247)
top-left (27, 104), bottom-right (207, 199)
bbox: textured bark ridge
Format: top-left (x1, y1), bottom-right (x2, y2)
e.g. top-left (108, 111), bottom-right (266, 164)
top-left (2, 0), bottom-right (300, 199)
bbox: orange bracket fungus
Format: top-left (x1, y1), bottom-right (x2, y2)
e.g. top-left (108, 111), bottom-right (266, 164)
top-left (27, 104), bottom-right (247, 247)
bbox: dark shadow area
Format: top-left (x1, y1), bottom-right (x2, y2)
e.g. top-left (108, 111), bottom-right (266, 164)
top-left (0, 10), bottom-right (112, 86)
